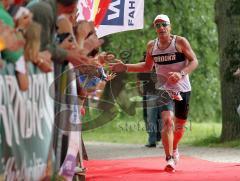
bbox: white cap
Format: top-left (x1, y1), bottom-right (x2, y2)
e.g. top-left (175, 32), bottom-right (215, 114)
top-left (153, 14), bottom-right (170, 24)
top-left (14, 7), bottom-right (31, 20)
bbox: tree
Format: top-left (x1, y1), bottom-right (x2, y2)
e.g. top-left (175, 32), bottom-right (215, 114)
top-left (215, 0), bottom-right (240, 141)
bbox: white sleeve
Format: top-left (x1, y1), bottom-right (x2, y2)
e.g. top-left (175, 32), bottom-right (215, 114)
top-left (15, 56), bottom-right (26, 74)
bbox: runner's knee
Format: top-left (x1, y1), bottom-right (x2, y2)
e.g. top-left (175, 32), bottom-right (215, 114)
top-left (162, 117), bottom-right (174, 132)
top-left (175, 120), bottom-right (186, 131)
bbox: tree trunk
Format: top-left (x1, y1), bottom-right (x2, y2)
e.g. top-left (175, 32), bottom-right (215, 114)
top-left (215, 0), bottom-right (240, 141)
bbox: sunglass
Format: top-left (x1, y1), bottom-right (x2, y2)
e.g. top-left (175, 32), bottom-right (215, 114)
top-left (155, 22), bottom-right (170, 29)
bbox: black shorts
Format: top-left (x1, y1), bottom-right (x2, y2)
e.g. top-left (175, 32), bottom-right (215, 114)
top-left (174, 91), bottom-right (191, 120)
top-left (161, 91), bottom-right (191, 120)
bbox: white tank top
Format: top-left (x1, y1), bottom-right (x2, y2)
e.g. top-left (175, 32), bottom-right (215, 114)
top-left (151, 35), bottom-right (191, 92)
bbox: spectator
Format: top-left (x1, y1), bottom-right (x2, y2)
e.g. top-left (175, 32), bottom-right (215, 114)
top-left (137, 53), bottom-right (162, 148)
top-left (0, 1), bottom-right (24, 63)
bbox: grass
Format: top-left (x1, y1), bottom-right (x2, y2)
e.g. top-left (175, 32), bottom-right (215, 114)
top-left (82, 110), bottom-right (240, 148)
top-left (81, 107), bottom-right (240, 148)
top-left (181, 122), bottom-right (221, 146)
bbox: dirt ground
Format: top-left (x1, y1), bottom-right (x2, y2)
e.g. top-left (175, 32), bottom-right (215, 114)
top-left (85, 141), bottom-right (240, 163)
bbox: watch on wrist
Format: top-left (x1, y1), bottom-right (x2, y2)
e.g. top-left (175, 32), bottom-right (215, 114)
top-left (180, 70), bottom-right (186, 77)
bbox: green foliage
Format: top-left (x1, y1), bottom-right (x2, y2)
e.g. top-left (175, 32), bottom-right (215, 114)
top-left (102, 0), bottom-right (220, 122)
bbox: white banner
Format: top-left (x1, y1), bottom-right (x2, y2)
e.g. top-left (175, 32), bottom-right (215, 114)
top-left (77, 0), bottom-right (144, 38)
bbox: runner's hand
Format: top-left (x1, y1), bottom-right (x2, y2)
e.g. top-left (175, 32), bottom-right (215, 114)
top-left (109, 62), bottom-right (127, 73)
top-left (168, 72), bottom-right (182, 84)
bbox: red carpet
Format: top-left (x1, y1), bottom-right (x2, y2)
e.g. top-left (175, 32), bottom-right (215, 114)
top-left (84, 156), bottom-right (240, 181)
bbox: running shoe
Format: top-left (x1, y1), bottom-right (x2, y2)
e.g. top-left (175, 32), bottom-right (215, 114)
top-left (173, 149), bottom-right (180, 165)
top-left (145, 143), bottom-right (156, 148)
top-left (164, 156), bottom-right (175, 172)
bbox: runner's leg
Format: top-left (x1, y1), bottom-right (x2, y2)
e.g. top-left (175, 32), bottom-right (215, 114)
top-left (161, 110), bottom-right (174, 158)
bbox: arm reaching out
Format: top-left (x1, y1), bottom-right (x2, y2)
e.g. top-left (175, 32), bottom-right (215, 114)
top-left (110, 40), bottom-right (155, 73)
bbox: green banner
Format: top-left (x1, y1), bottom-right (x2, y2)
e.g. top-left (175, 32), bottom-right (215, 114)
top-left (0, 63), bottom-right (54, 180)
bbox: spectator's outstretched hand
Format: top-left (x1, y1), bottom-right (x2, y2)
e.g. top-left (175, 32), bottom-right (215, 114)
top-left (67, 48), bottom-right (100, 68)
top-left (67, 21), bottom-right (104, 68)
top-left (106, 72), bottom-right (117, 81)
top-left (83, 33), bottom-right (104, 55)
top-left (75, 21), bottom-right (95, 45)
top-left (98, 52), bottom-right (115, 65)
top-left (67, 33), bottom-right (103, 67)
top-left (35, 50), bottom-right (53, 73)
